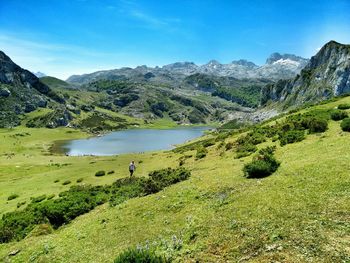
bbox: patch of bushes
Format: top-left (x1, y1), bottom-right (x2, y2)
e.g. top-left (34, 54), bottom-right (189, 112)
top-left (143, 167), bottom-right (191, 195)
top-left (195, 147), bottom-right (208, 159)
top-left (0, 167), bottom-right (191, 243)
top-left (107, 170), bottom-right (115, 175)
top-left (62, 180), bottom-right (71, 185)
top-left (340, 118), bottom-right (350, 132)
top-left (330, 110), bottom-right (348, 121)
top-left (235, 143), bottom-right (257, 159)
top-left (7, 194), bottom-right (19, 201)
top-left (304, 117), bottom-right (328, 133)
top-left (76, 178), bottom-right (84, 183)
top-left (338, 103), bottom-right (350, 110)
top-left (243, 146), bottom-right (280, 179)
top-left (95, 170), bottom-right (106, 177)
top-left (114, 248), bottom-right (169, 263)
top-left (279, 130), bottom-right (305, 146)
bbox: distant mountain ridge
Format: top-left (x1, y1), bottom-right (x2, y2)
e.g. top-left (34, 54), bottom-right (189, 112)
top-left (67, 53), bottom-right (309, 84)
top-left (261, 41), bottom-right (350, 107)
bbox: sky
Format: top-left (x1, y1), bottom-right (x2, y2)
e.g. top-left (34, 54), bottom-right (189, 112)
top-left (0, 0), bottom-right (350, 79)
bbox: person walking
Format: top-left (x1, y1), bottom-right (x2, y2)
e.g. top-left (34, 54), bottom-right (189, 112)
top-left (129, 160), bottom-right (136, 177)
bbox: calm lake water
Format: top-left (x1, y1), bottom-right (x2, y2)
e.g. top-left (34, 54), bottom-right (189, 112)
top-left (55, 127), bottom-right (211, 156)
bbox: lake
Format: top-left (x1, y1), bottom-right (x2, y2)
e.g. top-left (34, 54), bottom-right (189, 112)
top-left (54, 127), bottom-right (211, 156)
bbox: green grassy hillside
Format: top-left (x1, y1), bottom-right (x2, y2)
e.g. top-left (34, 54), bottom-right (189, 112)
top-left (0, 96), bottom-right (350, 262)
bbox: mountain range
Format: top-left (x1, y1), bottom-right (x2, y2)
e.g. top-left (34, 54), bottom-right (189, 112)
top-left (1, 41), bottom-right (350, 129)
top-left (66, 53), bottom-right (309, 85)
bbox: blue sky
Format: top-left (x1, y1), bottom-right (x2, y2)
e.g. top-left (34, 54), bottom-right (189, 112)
top-left (1, 0), bottom-right (350, 79)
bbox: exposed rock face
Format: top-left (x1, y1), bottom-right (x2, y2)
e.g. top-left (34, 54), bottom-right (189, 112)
top-left (261, 41), bottom-right (350, 107)
top-left (0, 51), bottom-right (50, 94)
top-left (67, 53), bottom-right (309, 85)
top-left (0, 86), bottom-right (10, 97)
top-left (0, 51), bottom-right (65, 127)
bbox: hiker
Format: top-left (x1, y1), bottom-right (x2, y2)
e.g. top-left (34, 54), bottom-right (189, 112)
top-left (129, 160), bottom-right (136, 176)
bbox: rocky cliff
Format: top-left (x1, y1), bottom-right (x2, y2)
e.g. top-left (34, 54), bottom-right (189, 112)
top-left (261, 41), bottom-right (350, 107)
top-left (0, 51), bottom-right (69, 128)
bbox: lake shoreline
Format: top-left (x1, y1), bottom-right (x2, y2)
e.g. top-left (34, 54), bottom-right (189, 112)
top-left (51, 126), bottom-right (213, 156)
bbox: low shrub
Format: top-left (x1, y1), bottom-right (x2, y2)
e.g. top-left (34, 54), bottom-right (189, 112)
top-left (202, 139), bottom-right (215, 148)
top-left (16, 201), bottom-right (26, 208)
top-left (95, 170), bottom-right (106, 177)
top-left (330, 110), bottom-right (348, 121)
top-left (47, 194), bottom-right (55, 200)
top-left (340, 118), bottom-right (350, 132)
top-left (279, 130), bottom-right (305, 146)
top-left (30, 195), bottom-right (47, 203)
top-left (338, 103), bottom-right (350, 110)
top-left (107, 170), bottom-right (115, 175)
top-left (235, 142), bottom-right (257, 158)
top-left (76, 178), bottom-right (84, 183)
top-left (195, 147), bottom-right (208, 159)
top-left (114, 248), bottom-right (168, 263)
top-left (62, 180), bottom-right (71, 185)
top-left (243, 146), bottom-right (280, 179)
top-left (305, 118), bottom-right (328, 133)
top-left (225, 142), bottom-right (233, 151)
top-left (7, 194), bottom-right (19, 201)
top-left (54, 179), bottom-right (59, 183)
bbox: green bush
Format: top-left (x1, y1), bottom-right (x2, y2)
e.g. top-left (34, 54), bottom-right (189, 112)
top-left (195, 147), bottom-right (208, 159)
top-left (338, 103), bottom-right (350, 110)
top-left (7, 194), bottom-right (19, 201)
top-left (243, 146), bottom-right (280, 179)
top-left (235, 142), bottom-right (257, 158)
top-left (62, 180), bottom-right (71, 185)
top-left (76, 178), bottom-right (84, 183)
top-left (30, 195), bottom-right (47, 203)
top-left (114, 248), bottom-right (168, 263)
top-left (141, 167), bottom-right (191, 196)
top-left (107, 170), bottom-right (115, 174)
top-left (47, 194), bottom-right (55, 200)
top-left (202, 139), bottom-right (215, 148)
top-left (279, 130), bottom-right (305, 146)
top-left (54, 179), bottom-right (59, 183)
top-left (330, 110), bottom-right (348, 121)
top-left (340, 118), bottom-right (350, 132)
top-left (95, 170), bottom-right (106, 177)
top-left (306, 118), bottom-right (328, 133)
top-left (16, 201), bottom-right (26, 208)
top-left (225, 142), bottom-right (233, 151)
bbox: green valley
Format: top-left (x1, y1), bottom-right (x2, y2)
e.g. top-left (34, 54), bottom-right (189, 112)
top-left (1, 93), bottom-right (350, 262)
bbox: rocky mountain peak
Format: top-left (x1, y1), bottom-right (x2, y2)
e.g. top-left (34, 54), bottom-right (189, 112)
top-left (261, 41), bottom-right (350, 107)
top-left (306, 40), bottom-right (350, 70)
top-left (266, 52), bottom-right (307, 65)
top-left (231, 59), bottom-right (257, 68)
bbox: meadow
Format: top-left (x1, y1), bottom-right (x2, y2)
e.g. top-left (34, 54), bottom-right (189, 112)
top-left (0, 96), bottom-right (349, 262)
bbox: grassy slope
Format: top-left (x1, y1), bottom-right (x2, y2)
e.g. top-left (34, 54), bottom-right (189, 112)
top-left (0, 97), bottom-right (350, 262)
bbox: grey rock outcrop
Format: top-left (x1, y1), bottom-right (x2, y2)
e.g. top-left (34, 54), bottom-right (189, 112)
top-left (261, 41), bottom-right (350, 107)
